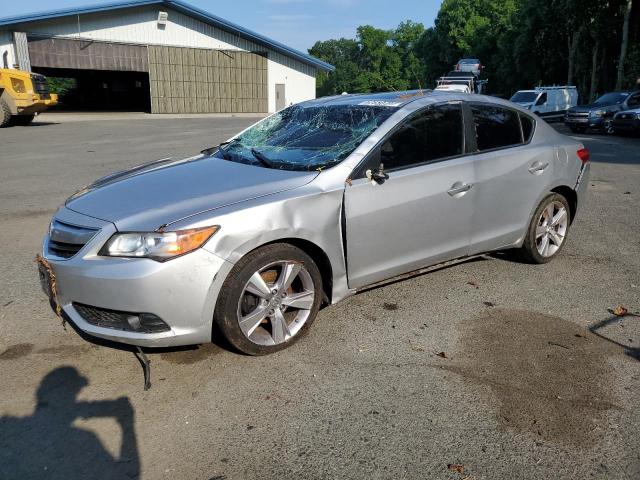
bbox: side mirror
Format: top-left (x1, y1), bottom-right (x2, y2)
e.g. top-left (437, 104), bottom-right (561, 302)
top-left (366, 163), bottom-right (389, 185)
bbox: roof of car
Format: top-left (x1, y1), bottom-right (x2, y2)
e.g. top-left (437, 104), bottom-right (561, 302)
top-left (301, 90), bottom-right (435, 108)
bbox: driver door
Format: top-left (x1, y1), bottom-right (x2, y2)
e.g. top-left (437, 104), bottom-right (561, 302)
top-left (343, 102), bottom-right (476, 289)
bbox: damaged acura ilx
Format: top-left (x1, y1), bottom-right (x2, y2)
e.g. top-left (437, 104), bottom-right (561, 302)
top-left (39, 91), bottom-right (590, 355)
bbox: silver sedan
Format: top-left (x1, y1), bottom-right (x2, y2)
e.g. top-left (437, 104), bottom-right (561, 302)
top-left (39, 91), bottom-right (590, 355)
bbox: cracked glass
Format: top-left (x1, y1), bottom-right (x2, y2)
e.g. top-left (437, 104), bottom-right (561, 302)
top-left (214, 103), bottom-right (398, 171)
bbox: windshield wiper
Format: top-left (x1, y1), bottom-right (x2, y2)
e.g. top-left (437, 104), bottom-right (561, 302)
top-left (201, 138), bottom-right (240, 156)
top-left (250, 148), bottom-right (275, 168)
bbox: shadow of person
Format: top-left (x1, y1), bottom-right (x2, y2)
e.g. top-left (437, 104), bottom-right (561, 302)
top-left (0, 367), bottom-right (139, 480)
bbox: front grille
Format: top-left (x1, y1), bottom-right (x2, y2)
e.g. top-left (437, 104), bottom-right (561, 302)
top-left (30, 74), bottom-right (50, 95)
top-left (73, 303), bottom-right (170, 333)
top-left (47, 220), bottom-right (98, 259)
top-left (566, 111), bottom-right (589, 119)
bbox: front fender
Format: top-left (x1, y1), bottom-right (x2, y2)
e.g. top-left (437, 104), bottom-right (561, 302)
top-left (173, 186), bottom-right (353, 304)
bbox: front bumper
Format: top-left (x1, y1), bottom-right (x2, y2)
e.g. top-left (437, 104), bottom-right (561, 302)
top-left (613, 118), bottom-right (640, 132)
top-left (15, 94), bottom-right (58, 115)
top-left (564, 116), bottom-right (606, 129)
top-left (40, 207), bottom-right (234, 347)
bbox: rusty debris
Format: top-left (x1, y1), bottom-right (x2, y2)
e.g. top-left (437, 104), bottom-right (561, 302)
top-left (611, 306), bottom-right (629, 316)
top-left (447, 463), bottom-right (465, 474)
top-left (35, 254), bottom-right (65, 329)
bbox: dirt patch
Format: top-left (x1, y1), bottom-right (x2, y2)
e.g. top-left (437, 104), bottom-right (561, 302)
top-left (36, 344), bottom-right (94, 357)
top-left (159, 343), bottom-right (222, 364)
top-left (0, 343), bottom-right (34, 360)
top-left (445, 309), bottom-right (621, 447)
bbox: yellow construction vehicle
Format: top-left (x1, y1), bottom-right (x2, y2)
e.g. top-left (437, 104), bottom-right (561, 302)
top-left (0, 69), bottom-right (58, 127)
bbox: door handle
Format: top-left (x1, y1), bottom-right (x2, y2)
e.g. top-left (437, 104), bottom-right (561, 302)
top-left (447, 182), bottom-right (473, 197)
top-left (528, 161), bottom-right (549, 175)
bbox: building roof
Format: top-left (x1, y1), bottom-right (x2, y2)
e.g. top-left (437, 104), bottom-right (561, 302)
top-left (0, 0), bottom-right (335, 72)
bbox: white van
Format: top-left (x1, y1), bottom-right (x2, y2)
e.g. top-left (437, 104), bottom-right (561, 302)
top-left (510, 86), bottom-right (578, 121)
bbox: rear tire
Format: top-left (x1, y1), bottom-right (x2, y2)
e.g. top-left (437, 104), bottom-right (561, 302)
top-left (519, 193), bottom-right (571, 264)
top-left (12, 114), bottom-right (35, 126)
top-left (214, 243), bottom-right (323, 355)
top-left (0, 100), bottom-right (11, 128)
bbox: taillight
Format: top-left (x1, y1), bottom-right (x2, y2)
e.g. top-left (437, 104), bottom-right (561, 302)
top-left (577, 148), bottom-right (590, 164)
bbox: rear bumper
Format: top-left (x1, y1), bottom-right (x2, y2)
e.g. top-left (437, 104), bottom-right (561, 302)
top-left (40, 207), bottom-right (234, 347)
top-left (575, 163), bottom-right (590, 216)
top-left (564, 116), bottom-right (605, 129)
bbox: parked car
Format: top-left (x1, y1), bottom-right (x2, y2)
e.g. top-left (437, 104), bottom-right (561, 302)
top-left (565, 90), bottom-right (640, 133)
top-left (435, 83), bottom-right (471, 93)
top-left (39, 91), bottom-right (590, 355)
top-left (510, 86), bottom-right (577, 121)
top-left (436, 71), bottom-right (487, 94)
top-left (455, 58), bottom-right (482, 76)
top-left (612, 107), bottom-right (640, 135)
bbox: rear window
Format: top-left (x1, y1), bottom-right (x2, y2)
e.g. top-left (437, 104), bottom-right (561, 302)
top-left (470, 104), bottom-right (523, 151)
top-left (520, 114), bottom-right (535, 142)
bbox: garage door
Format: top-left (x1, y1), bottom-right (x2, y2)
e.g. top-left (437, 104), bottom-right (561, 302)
top-left (148, 46), bottom-right (267, 114)
top-left (28, 37), bottom-right (148, 72)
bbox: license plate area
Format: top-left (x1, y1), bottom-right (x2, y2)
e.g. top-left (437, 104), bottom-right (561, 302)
top-left (38, 264), bottom-right (53, 299)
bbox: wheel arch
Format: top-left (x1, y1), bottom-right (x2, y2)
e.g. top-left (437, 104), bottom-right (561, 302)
top-left (254, 238), bottom-right (334, 306)
top-left (550, 185), bottom-right (577, 224)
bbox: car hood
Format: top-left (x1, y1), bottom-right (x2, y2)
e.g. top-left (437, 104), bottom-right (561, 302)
top-left (617, 107), bottom-right (640, 115)
top-left (66, 155), bottom-right (318, 231)
top-left (569, 102), bottom-right (619, 113)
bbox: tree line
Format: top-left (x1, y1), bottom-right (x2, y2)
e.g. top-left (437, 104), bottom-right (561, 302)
top-left (309, 0), bottom-right (639, 103)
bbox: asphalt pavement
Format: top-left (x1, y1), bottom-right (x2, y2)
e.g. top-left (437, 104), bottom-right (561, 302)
top-left (0, 114), bottom-right (638, 479)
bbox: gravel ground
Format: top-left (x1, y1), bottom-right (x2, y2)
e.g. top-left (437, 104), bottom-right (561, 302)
top-left (0, 115), bottom-right (638, 480)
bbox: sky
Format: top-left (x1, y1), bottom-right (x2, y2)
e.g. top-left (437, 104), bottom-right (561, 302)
top-left (0, 0), bottom-right (443, 52)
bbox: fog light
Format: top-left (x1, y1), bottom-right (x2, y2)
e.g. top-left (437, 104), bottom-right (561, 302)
top-left (139, 313), bottom-right (170, 332)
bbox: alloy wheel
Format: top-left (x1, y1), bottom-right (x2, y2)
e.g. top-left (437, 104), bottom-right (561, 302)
top-left (535, 201), bottom-right (568, 257)
top-left (237, 261), bottom-right (315, 346)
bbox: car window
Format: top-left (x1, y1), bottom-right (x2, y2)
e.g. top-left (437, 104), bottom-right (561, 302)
top-left (536, 92), bottom-right (547, 106)
top-left (520, 114), bottom-right (535, 142)
top-left (379, 103), bottom-right (464, 171)
top-left (470, 104), bottom-right (523, 151)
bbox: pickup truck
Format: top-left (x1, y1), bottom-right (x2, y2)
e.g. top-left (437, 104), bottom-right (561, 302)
top-left (564, 90), bottom-right (640, 133)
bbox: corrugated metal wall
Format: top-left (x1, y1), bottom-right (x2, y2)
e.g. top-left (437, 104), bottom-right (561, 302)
top-left (28, 37), bottom-right (148, 71)
top-left (13, 32), bottom-right (31, 71)
top-left (148, 46), bottom-right (267, 114)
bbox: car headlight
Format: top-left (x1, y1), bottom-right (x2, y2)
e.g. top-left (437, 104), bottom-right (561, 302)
top-left (100, 226), bottom-right (219, 261)
top-left (591, 110), bottom-right (605, 117)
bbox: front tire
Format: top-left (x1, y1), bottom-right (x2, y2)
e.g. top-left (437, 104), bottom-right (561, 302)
top-left (214, 243), bottom-right (322, 355)
top-left (0, 100), bottom-right (11, 128)
top-left (519, 193), bottom-right (571, 264)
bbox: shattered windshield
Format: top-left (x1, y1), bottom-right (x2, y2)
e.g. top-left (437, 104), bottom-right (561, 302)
top-left (214, 103), bottom-right (397, 171)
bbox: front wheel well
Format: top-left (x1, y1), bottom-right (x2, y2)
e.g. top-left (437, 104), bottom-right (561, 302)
top-left (260, 238), bottom-right (333, 306)
top-left (551, 185), bottom-right (577, 224)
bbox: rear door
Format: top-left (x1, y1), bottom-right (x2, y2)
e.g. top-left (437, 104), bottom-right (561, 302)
top-left (344, 102), bottom-right (475, 288)
top-left (467, 104), bottom-right (552, 254)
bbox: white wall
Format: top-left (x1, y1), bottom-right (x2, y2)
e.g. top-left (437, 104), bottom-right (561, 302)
top-left (0, 5), bottom-right (318, 112)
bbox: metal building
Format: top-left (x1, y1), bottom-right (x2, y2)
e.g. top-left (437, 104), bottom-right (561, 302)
top-left (0, 0), bottom-right (334, 113)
